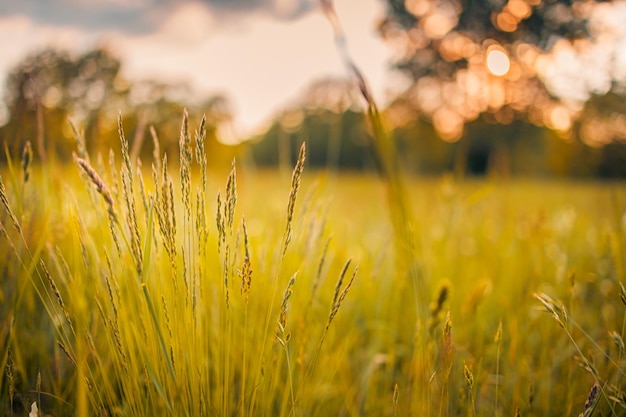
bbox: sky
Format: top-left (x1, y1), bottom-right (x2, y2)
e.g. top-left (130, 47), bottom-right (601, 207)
top-left (0, 0), bottom-right (400, 137)
top-left (1, 0), bottom-right (626, 142)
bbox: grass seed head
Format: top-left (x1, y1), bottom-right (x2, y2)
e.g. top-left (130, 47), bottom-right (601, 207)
top-left (609, 330), bottom-right (625, 354)
top-left (574, 355), bottom-right (598, 377)
top-left (216, 191), bottom-right (225, 246)
top-left (463, 362), bottom-right (474, 388)
top-left (76, 157), bottom-right (117, 221)
top-left (326, 261), bottom-right (357, 330)
top-left (534, 292), bottom-right (567, 328)
top-left (118, 112), bottom-right (133, 184)
top-left (0, 175), bottom-right (21, 232)
top-left (393, 382), bottom-right (399, 408)
top-left (494, 320), bottom-right (503, 345)
top-left (239, 256), bottom-right (252, 301)
top-left (41, 260), bottom-right (74, 331)
top-left (242, 217), bottom-right (250, 259)
top-left (607, 384), bottom-right (626, 408)
top-left (57, 340), bottom-right (77, 367)
top-left (194, 114), bottom-right (208, 192)
top-left (580, 382), bottom-right (599, 417)
top-left (226, 160), bottom-right (237, 232)
top-left (150, 125), bottom-right (161, 172)
top-left (21, 140), bottom-right (33, 184)
top-left (282, 142), bottom-right (306, 258)
top-left (179, 109), bottom-right (192, 220)
top-left (442, 311), bottom-right (453, 370)
top-left (137, 159), bottom-right (149, 214)
top-left (429, 281), bottom-right (449, 332)
top-left (277, 274), bottom-right (297, 346)
top-left (6, 347), bottom-right (15, 408)
top-left (108, 148), bottom-right (119, 202)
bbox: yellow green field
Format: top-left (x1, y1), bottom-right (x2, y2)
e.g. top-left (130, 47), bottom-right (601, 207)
top-left (1, 115), bottom-right (625, 416)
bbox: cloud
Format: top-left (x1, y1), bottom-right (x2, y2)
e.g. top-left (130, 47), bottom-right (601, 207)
top-left (0, 0), bottom-right (162, 33)
top-left (0, 0), bottom-right (317, 35)
top-left (107, 0), bottom-right (391, 136)
top-left (0, 0), bottom-right (393, 138)
top-left (204, 0), bottom-right (316, 19)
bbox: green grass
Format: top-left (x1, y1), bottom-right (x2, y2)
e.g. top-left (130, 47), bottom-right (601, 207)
top-left (0, 114), bottom-right (625, 416)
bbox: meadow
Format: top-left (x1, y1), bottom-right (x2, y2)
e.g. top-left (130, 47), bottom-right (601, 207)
top-left (0, 112), bottom-right (625, 416)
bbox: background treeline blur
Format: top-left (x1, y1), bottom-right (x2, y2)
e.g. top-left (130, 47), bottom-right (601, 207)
top-left (1, 45), bottom-right (625, 177)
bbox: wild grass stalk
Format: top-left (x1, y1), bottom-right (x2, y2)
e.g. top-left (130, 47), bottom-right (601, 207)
top-left (318, 0), bottom-right (427, 321)
top-left (276, 274), bottom-right (297, 417)
top-left (0, 176), bottom-right (21, 233)
top-left (494, 320), bottom-right (503, 417)
top-left (464, 362), bottom-right (476, 417)
top-left (249, 141), bottom-right (306, 415)
top-left (238, 234), bottom-right (252, 416)
top-left (440, 311), bottom-right (453, 417)
top-left (281, 142), bottom-right (305, 260)
top-left (118, 114), bottom-right (143, 275)
top-left (21, 141), bottom-right (32, 186)
top-left (2, 108), bottom-right (625, 416)
top-left (534, 292), bottom-right (622, 415)
top-left (6, 347), bottom-right (14, 417)
top-left (393, 382), bottom-right (399, 417)
top-left (317, 8), bottom-right (433, 411)
top-left (179, 110), bottom-right (193, 304)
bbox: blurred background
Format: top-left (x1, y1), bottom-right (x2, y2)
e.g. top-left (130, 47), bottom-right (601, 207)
top-left (1, 0), bottom-right (625, 177)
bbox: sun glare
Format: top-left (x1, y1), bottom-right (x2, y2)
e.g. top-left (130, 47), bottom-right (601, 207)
top-left (486, 49), bottom-right (511, 76)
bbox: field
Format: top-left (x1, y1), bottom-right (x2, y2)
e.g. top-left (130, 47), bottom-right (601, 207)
top-left (1, 114), bottom-right (625, 416)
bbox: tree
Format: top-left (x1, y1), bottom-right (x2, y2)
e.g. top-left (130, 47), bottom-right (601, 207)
top-left (0, 47), bottom-right (237, 165)
top-left (1, 48), bottom-right (127, 160)
top-left (378, 0), bottom-right (622, 143)
top-left (249, 77), bottom-right (376, 171)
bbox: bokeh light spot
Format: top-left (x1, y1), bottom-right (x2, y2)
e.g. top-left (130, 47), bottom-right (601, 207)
top-left (486, 49), bottom-right (511, 76)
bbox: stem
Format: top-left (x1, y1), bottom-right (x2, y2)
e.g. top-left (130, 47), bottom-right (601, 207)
top-left (242, 305), bottom-right (248, 416)
top-left (495, 343), bottom-right (500, 417)
top-left (284, 345), bottom-right (296, 417)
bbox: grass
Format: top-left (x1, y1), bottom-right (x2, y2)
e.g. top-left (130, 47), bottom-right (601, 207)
top-left (0, 110), bottom-right (625, 416)
top-left (2, 1), bottom-right (624, 414)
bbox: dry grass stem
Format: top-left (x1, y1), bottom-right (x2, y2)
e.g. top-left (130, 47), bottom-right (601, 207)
top-left (277, 273), bottom-right (297, 346)
top-left (179, 109), bottom-right (192, 221)
top-left (21, 140), bottom-right (32, 184)
top-left (326, 261), bottom-right (357, 328)
top-left (239, 256), bottom-right (252, 301)
top-left (118, 113), bottom-right (133, 185)
top-left (0, 175), bottom-right (21, 232)
top-left (282, 142), bottom-right (306, 258)
top-left (150, 125), bottom-right (161, 173)
top-left (6, 347), bottom-right (15, 412)
top-left (75, 157), bottom-right (117, 221)
top-left (194, 114), bottom-right (208, 193)
top-left (41, 260), bottom-right (74, 332)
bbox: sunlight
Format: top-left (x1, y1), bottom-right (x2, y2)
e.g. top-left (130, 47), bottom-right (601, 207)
top-left (486, 48), bottom-right (511, 76)
top-left (547, 105), bottom-right (572, 131)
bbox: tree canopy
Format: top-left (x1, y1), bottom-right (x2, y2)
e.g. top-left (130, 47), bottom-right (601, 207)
top-left (0, 48), bottom-right (236, 165)
top-left (379, 0), bottom-right (625, 143)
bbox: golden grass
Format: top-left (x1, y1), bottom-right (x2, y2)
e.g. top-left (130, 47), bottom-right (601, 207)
top-left (0, 114), bottom-right (624, 416)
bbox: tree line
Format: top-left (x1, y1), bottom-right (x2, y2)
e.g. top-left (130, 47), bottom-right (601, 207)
top-left (1, 45), bottom-right (625, 177)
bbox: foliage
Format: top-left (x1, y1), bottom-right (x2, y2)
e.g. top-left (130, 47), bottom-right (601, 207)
top-left (0, 48), bottom-right (236, 165)
top-left (381, 0), bottom-right (597, 76)
top-left (250, 108), bottom-right (375, 171)
top-left (250, 102), bottom-right (626, 177)
top-left (378, 0), bottom-right (626, 143)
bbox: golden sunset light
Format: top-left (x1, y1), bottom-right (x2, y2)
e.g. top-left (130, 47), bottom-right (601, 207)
top-left (486, 48), bottom-right (511, 76)
top-left (2, 1), bottom-right (626, 416)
